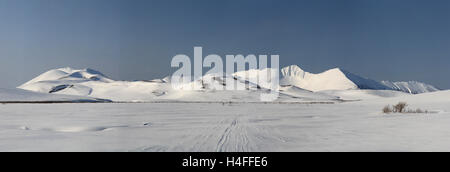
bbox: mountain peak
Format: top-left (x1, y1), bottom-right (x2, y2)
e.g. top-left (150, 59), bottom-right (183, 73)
top-left (324, 67), bottom-right (347, 75)
top-left (281, 66), bottom-right (393, 92)
top-left (280, 65), bottom-right (439, 94)
top-left (281, 66), bottom-right (358, 91)
top-left (281, 65), bottom-right (306, 78)
top-left (19, 67), bottom-right (113, 89)
top-left (57, 67), bottom-right (75, 73)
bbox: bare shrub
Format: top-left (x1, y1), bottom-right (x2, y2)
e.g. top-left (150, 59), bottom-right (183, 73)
top-left (383, 102), bottom-right (431, 114)
top-left (393, 102), bottom-right (408, 113)
top-left (383, 105), bottom-right (393, 113)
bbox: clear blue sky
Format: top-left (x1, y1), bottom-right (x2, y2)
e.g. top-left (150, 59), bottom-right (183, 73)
top-left (0, 0), bottom-right (449, 89)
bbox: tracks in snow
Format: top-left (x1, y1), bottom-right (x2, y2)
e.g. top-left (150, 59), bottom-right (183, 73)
top-left (175, 114), bottom-right (288, 152)
top-left (215, 117), bottom-right (251, 152)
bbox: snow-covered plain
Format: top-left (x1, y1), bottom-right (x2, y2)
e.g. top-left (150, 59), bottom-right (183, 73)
top-left (0, 88), bottom-right (109, 103)
top-left (0, 91), bottom-right (449, 152)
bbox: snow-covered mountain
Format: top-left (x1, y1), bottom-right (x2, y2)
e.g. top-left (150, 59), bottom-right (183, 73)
top-left (16, 66), bottom-right (440, 102)
top-left (280, 65), bottom-right (439, 94)
top-left (380, 81), bottom-right (440, 94)
top-left (281, 65), bottom-right (390, 91)
top-left (18, 67), bottom-right (340, 102)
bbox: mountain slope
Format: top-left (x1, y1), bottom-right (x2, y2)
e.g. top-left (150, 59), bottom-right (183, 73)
top-left (18, 67), bottom-right (340, 103)
top-left (0, 88), bottom-right (109, 103)
top-left (280, 65), bottom-right (439, 94)
top-left (280, 65), bottom-right (390, 92)
top-left (21, 67), bottom-right (112, 87)
top-left (381, 81), bottom-right (440, 94)
top-left (17, 66), bottom-right (440, 102)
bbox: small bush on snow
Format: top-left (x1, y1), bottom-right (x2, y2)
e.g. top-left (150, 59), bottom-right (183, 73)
top-left (393, 102), bottom-right (408, 113)
top-left (383, 105), bottom-right (393, 113)
top-left (383, 102), bottom-right (430, 114)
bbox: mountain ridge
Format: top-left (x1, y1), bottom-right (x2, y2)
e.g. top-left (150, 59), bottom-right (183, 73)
top-left (16, 66), bottom-right (440, 102)
top-left (280, 65), bottom-right (439, 94)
